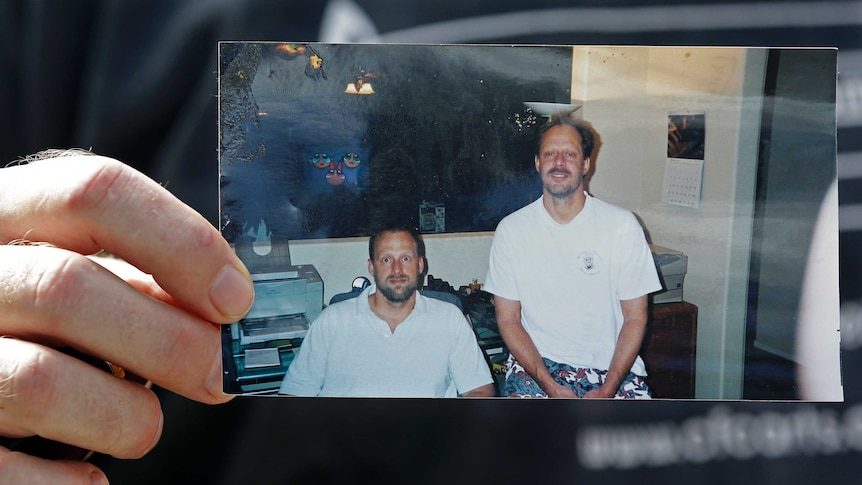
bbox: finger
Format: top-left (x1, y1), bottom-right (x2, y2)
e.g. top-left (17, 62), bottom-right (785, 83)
top-left (0, 448), bottom-right (108, 485)
top-left (1, 245), bottom-right (231, 404)
top-left (0, 155), bottom-right (253, 323)
top-left (0, 338), bottom-right (162, 460)
top-left (87, 255), bottom-right (178, 307)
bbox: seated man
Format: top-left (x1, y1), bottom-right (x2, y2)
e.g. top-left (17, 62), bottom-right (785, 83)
top-left (279, 227), bottom-right (494, 397)
top-left (485, 112), bottom-right (662, 399)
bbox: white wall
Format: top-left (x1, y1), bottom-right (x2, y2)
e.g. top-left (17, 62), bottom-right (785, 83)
top-left (291, 232), bottom-right (494, 303)
top-left (571, 46), bottom-right (766, 399)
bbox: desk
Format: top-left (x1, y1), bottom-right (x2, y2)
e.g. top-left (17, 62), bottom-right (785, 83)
top-left (221, 326), bottom-right (303, 394)
top-left (640, 301), bottom-right (698, 399)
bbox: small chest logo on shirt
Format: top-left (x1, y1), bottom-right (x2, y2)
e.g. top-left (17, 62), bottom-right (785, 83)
top-left (577, 250), bottom-right (602, 275)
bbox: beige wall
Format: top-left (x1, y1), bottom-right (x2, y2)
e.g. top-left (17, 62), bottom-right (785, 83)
top-left (291, 232), bottom-right (494, 302)
top-left (572, 46), bottom-right (766, 399)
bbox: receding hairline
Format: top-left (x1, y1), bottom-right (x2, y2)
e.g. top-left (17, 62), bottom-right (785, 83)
top-left (536, 113), bottom-right (595, 158)
top-left (368, 228), bottom-right (424, 260)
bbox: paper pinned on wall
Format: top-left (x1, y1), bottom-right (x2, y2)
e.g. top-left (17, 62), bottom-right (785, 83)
top-left (662, 158), bottom-right (704, 208)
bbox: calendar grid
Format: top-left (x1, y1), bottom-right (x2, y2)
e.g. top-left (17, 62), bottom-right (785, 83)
top-left (662, 158), bottom-right (704, 208)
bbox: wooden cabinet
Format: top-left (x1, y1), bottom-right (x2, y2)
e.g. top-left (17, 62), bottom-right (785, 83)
top-left (640, 301), bottom-right (698, 399)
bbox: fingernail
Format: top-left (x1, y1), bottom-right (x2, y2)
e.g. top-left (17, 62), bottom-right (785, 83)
top-left (145, 412), bottom-right (164, 455)
top-left (210, 265), bottom-right (254, 320)
top-left (90, 469), bottom-right (109, 485)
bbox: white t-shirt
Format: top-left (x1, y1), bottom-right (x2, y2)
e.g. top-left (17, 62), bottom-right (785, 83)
top-left (279, 287), bottom-right (493, 397)
top-left (484, 194), bottom-right (662, 375)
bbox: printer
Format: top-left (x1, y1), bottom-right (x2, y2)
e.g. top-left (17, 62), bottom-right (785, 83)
top-left (650, 244), bottom-right (689, 304)
top-left (237, 266), bottom-right (322, 344)
top-left (224, 264), bottom-right (323, 394)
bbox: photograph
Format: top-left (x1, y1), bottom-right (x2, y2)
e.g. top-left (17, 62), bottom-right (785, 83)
top-left (218, 43), bottom-right (839, 401)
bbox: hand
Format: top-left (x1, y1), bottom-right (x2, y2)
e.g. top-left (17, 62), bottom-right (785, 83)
top-left (583, 385), bottom-right (616, 399)
top-left (0, 154), bottom-right (254, 483)
top-left (544, 381), bottom-right (579, 399)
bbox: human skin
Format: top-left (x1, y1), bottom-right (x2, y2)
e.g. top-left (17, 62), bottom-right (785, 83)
top-left (366, 230), bottom-right (494, 397)
top-left (495, 123), bottom-right (648, 399)
top-left (0, 155), bottom-right (254, 484)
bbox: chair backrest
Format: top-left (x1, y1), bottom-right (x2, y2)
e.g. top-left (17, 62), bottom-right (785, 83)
top-left (328, 288), bottom-right (463, 312)
top-left (418, 290), bottom-right (463, 312)
top-left (329, 290), bottom-right (363, 306)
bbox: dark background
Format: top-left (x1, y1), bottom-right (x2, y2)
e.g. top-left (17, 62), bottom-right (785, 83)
top-left (3, 1), bottom-right (861, 483)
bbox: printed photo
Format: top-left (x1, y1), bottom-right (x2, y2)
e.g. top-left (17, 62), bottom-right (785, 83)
top-left (219, 43), bottom-right (839, 401)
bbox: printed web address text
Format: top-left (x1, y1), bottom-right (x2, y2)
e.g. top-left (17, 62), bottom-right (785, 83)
top-left (577, 404), bottom-right (862, 470)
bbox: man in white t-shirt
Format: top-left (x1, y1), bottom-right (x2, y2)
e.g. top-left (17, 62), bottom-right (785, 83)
top-left (280, 227), bottom-right (494, 397)
top-left (484, 112), bottom-right (662, 399)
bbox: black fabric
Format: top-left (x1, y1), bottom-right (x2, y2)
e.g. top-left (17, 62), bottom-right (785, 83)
top-left (3, 1), bottom-right (861, 483)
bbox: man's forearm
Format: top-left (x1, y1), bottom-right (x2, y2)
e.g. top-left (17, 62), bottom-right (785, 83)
top-left (499, 321), bottom-right (555, 388)
top-left (462, 383), bottom-right (495, 397)
top-left (494, 297), bottom-right (565, 394)
top-left (595, 296), bottom-right (649, 396)
top-left (602, 319), bottom-right (646, 393)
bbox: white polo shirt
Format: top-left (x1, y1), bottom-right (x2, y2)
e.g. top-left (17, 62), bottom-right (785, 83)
top-left (279, 287), bottom-right (492, 397)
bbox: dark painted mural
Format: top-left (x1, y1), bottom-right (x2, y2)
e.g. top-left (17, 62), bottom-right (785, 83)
top-left (220, 43), bottom-right (572, 242)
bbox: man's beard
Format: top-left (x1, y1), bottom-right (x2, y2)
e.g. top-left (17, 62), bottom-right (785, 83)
top-left (545, 182), bottom-right (578, 200)
top-left (543, 168), bottom-right (583, 200)
top-left (375, 276), bottom-right (418, 303)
